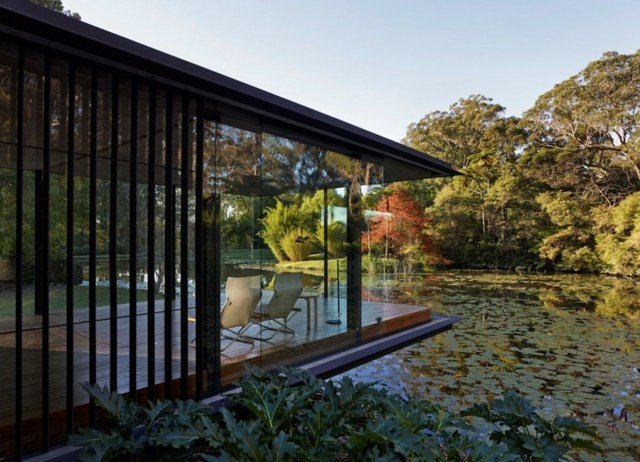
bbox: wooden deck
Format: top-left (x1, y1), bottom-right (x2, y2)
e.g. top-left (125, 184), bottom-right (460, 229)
top-left (0, 293), bottom-right (430, 456)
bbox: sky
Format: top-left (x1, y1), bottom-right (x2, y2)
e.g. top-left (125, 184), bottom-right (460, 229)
top-left (62, 0), bottom-right (640, 142)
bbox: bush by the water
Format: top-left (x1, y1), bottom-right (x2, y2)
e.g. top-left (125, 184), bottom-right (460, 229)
top-left (70, 367), bottom-right (600, 461)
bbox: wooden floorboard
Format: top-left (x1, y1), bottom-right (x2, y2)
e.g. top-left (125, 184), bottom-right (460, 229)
top-left (0, 293), bottom-right (430, 456)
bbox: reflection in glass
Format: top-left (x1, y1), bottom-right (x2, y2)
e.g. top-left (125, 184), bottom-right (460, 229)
top-left (0, 39), bottom-right (17, 456)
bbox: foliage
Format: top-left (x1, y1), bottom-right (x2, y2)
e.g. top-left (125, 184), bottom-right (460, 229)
top-left (594, 279), bottom-right (640, 319)
top-left (404, 50), bottom-right (640, 275)
top-left (280, 228), bottom-right (315, 262)
top-left (463, 391), bottom-right (601, 461)
top-left (27, 0), bottom-right (81, 19)
top-left (69, 383), bottom-right (216, 461)
top-left (262, 191), bottom-right (346, 263)
top-left (260, 201), bottom-right (311, 262)
top-left (365, 185), bottom-right (446, 272)
top-left (376, 271), bottom-right (640, 455)
top-left (71, 367), bottom-right (600, 462)
top-left (594, 191), bottom-right (640, 276)
top-left (316, 220), bottom-right (347, 258)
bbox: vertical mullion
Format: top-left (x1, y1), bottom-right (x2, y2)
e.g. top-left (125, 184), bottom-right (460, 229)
top-left (147, 87), bottom-right (156, 401)
top-left (129, 80), bottom-right (138, 398)
top-left (15, 44), bottom-right (24, 461)
top-left (65, 60), bottom-right (76, 436)
top-left (180, 95), bottom-right (189, 398)
top-left (194, 98), bottom-right (203, 400)
top-left (323, 188), bottom-right (328, 299)
top-left (41, 52), bottom-right (51, 452)
top-left (88, 66), bottom-right (97, 425)
top-left (164, 92), bottom-right (174, 399)
top-left (210, 119), bottom-right (221, 392)
top-left (109, 74), bottom-right (119, 391)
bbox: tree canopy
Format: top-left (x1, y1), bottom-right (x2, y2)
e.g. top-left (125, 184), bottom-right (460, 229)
top-left (405, 49), bottom-right (640, 276)
top-left (27, 0), bottom-right (80, 19)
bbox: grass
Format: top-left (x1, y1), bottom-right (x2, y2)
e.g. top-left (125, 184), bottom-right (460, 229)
top-left (275, 257), bottom-right (345, 276)
top-left (222, 248), bottom-right (276, 262)
top-left (0, 285), bottom-right (148, 318)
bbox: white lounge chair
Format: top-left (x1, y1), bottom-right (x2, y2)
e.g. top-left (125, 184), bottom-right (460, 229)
top-left (252, 272), bottom-right (303, 336)
top-left (220, 275), bottom-right (262, 351)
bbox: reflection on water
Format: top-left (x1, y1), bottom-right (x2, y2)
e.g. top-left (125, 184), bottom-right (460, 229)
top-left (346, 271), bottom-right (640, 461)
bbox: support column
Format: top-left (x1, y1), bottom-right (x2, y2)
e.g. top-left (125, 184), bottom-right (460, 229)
top-left (202, 194), bottom-right (221, 392)
top-left (323, 187), bottom-right (328, 299)
top-left (346, 181), bottom-right (362, 338)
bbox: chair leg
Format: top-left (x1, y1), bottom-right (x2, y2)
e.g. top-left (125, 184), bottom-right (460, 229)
top-left (221, 326), bottom-right (255, 351)
top-left (244, 324), bottom-right (279, 342)
top-left (260, 318), bottom-right (295, 335)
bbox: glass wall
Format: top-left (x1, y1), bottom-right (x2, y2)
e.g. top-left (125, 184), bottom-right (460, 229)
top-left (0, 38), bottom-right (18, 457)
top-left (201, 115), bottom-right (262, 387)
top-left (0, 32), bottom-right (437, 459)
top-left (0, 39), bottom-right (196, 457)
top-left (199, 112), bottom-right (386, 385)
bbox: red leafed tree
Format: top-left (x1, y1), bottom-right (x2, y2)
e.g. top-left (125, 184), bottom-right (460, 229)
top-left (364, 186), bottom-right (447, 268)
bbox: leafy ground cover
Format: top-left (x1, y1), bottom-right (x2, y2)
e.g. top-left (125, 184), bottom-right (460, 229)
top-left (71, 367), bottom-right (600, 461)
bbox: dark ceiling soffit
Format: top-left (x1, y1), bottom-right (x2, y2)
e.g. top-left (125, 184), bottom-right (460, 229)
top-left (0, 0), bottom-right (459, 177)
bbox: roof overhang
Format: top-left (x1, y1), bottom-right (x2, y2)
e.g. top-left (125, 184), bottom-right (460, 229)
top-left (0, 0), bottom-right (459, 179)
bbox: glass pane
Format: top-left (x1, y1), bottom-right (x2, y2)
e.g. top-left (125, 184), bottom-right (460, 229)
top-left (21, 48), bottom-right (45, 450)
top-left (135, 84), bottom-right (149, 391)
top-left (216, 121), bottom-right (262, 385)
top-left (115, 78), bottom-right (131, 394)
top-left (152, 91), bottom-right (166, 392)
top-left (71, 64), bottom-right (91, 428)
top-left (186, 100), bottom-right (196, 381)
top-left (48, 56), bottom-right (69, 442)
top-left (0, 38), bottom-right (17, 459)
top-left (258, 135), bottom-right (362, 372)
top-left (95, 71), bottom-right (111, 389)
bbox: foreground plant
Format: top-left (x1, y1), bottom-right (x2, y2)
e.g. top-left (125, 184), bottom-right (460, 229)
top-left (70, 367), bottom-right (600, 461)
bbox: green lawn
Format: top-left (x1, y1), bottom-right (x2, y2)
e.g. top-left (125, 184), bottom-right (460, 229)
top-left (275, 258), bottom-right (345, 276)
top-left (0, 286), bottom-right (148, 318)
top-left (222, 248), bottom-right (276, 262)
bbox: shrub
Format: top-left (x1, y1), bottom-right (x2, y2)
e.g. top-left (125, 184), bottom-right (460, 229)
top-left (71, 367), bottom-right (601, 461)
top-left (315, 221), bottom-right (346, 258)
top-left (280, 228), bottom-right (314, 262)
top-left (261, 201), bottom-right (315, 262)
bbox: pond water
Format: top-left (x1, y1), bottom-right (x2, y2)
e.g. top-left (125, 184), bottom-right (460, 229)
top-left (346, 271), bottom-right (640, 461)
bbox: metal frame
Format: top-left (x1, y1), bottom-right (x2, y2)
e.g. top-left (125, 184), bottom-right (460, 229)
top-left (129, 79), bottom-right (138, 398)
top-left (108, 72), bottom-right (118, 392)
top-left (220, 326), bottom-right (255, 352)
top-left (14, 43), bottom-right (24, 461)
top-left (179, 94), bottom-right (189, 399)
top-left (164, 90), bottom-right (174, 399)
top-left (88, 64), bottom-right (98, 426)
top-left (41, 51), bottom-right (51, 451)
top-left (0, 4), bottom-right (460, 458)
top-left (0, 0), bottom-right (458, 179)
top-left (65, 59), bottom-right (75, 437)
top-left (194, 98), bottom-right (204, 399)
top-left (146, 85), bottom-right (157, 401)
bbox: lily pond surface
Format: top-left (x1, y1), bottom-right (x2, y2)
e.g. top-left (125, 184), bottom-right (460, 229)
top-left (346, 271), bottom-right (640, 461)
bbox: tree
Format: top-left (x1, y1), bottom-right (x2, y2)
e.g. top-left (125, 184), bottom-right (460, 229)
top-left (27, 0), bottom-right (81, 19)
top-left (405, 96), bottom-right (541, 270)
top-left (594, 192), bottom-right (640, 276)
top-left (366, 186), bottom-right (444, 272)
top-left (522, 50), bottom-right (640, 206)
top-left (514, 50), bottom-right (640, 272)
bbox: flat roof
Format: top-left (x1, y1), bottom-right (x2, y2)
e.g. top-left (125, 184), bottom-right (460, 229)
top-left (0, 0), bottom-right (458, 178)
